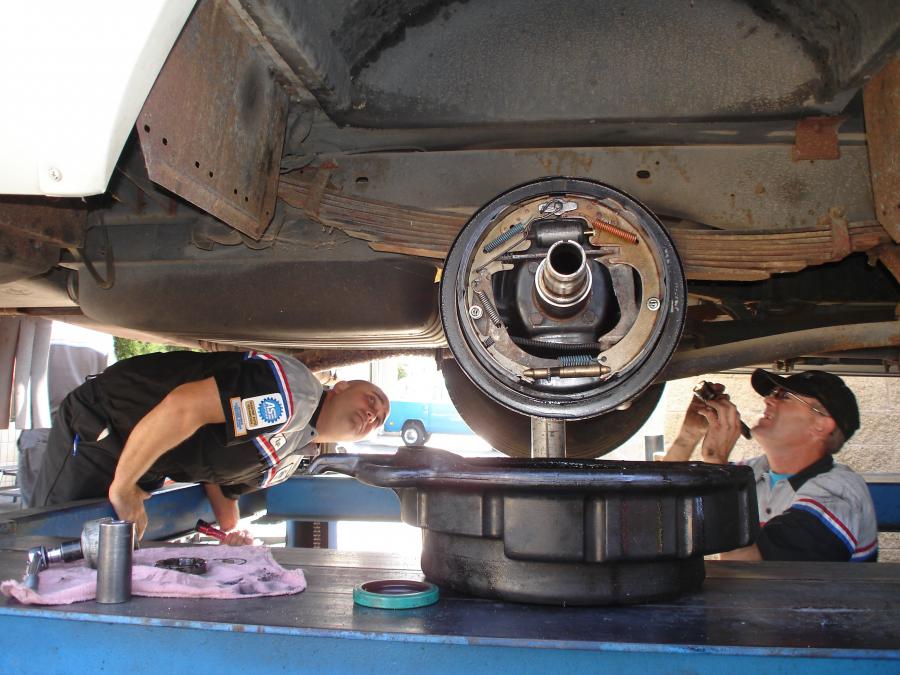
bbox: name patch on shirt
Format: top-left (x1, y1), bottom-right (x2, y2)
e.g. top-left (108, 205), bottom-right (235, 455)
top-left (230, 397), bottom-right (246, 436)
top-left (243, 393), bottom-right (288, 430)
top-left (265, 454), bottom-right (304, 487)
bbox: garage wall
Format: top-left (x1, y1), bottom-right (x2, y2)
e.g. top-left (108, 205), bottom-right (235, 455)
top-left (664, 374), bottom-right (900, 562)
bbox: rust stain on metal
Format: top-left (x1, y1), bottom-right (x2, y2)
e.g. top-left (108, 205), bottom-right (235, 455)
top-left (792, 116), bottom-right (846, 161)
top-left (819, 206), bottom-right (851, 260)
top-left (303, 163), bottom-right (337, 221)
top-left (136, 0), bottom-right (287, 240)
top-left (863, 58), bottom-right (900, 243)
top-left (515, 149), bottom-right (594, 176)
top-left (0, 197), bottom-right (87, 247)
top-left (0, 234), bottom-right (59, 283)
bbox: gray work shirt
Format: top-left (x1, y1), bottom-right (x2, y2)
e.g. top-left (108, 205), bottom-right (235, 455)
top-left (745, 454), bottom-right (878, 561)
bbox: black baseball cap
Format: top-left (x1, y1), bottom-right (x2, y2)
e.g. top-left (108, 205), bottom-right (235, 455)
top-left (750, 369), bottom-right (859, 439)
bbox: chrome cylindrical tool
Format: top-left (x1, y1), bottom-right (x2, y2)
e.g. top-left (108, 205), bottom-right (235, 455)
top-left (96, 520), bottom-right (134, 604)
top-left (21, 517), bottom-right (113, 590)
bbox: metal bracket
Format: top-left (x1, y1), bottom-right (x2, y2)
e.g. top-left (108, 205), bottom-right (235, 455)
top-left (793, 116), bottom-right (846, 161)
top-left (863, 58), bottom-right (900, 242)
top-left (137, 0), bottom-right (288, 240)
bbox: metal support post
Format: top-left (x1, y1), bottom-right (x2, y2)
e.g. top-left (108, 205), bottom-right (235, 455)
top-left (530, 417), bottom-right (566, 458)
top-left (644, 434), bottom-right (665, 461)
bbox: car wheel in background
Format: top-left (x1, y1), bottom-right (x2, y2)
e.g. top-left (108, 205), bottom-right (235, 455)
top-left (401, 420), bottom-right (428, 446)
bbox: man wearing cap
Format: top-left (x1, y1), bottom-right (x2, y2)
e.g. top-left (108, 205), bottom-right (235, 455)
top-left (665, 369), bottom-right (878, 562)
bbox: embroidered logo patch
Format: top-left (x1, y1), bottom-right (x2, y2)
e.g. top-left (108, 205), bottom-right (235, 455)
top-left (258, 396), bottom-right (284, 424)
top-left (265, 454), bottom-right (303, 487)
top-left (230, 397), bottom-right (246, 436)
top-left (242, 393), bottom-right (287, 430)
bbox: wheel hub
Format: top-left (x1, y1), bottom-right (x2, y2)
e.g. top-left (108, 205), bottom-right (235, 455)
top-left (441, 177), bottom-right (686, 420)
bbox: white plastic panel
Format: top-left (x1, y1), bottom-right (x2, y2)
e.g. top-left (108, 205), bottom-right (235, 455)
top-left (0, 0), bottom-right (195, 196)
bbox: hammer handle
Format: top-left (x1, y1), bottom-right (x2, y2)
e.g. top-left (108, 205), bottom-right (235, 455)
top-left (196, 519), bottom-right (228, 541)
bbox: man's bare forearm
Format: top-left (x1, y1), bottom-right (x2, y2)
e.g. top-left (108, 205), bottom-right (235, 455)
top-left (663, 436), bottom-right (698, 461)
top-left (110, 378), bottom-right (224, 491)
top-left (719, 544), bottom-right (763, 561)
top-left (203, 483), bottom-right (241, 531)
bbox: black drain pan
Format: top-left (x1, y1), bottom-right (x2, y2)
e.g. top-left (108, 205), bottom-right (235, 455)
top-left (308, 447), bottom-right (758, 605)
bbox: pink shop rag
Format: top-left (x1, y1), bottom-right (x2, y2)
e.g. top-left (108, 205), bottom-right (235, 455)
top-left (1, 544), bottom-right (306, 605)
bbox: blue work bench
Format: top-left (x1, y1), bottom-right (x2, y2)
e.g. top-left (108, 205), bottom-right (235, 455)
top-left (0, 474), bottom-right (898, 673)
top-left (0, 538), bottom-right (898, 674)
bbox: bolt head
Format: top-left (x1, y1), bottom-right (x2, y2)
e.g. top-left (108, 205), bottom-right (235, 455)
top-left (468, 305), bottom-right (484, 320)
top-left (530, 312), bottom-right (544, 325)
top-left (647, 297), bottom-right (661, 311)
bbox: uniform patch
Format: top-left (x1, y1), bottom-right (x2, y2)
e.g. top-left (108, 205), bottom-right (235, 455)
top-left (263, 454), bottom-right (304, 487)
top-left (230, 397), bottom-right (247, 436)
top-left (243, 393), bottom-right (288, 430)
top-left (270, 433), bottom-right (286, 450)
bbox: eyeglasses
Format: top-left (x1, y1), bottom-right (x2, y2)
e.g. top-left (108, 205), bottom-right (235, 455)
top-left (769, 387), bottom-right (829, 417)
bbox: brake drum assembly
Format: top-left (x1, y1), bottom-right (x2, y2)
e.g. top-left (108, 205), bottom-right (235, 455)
top-left (316, 178), bottom-right (758, 605)
top-left (441, 176), bottom-right (684, 424)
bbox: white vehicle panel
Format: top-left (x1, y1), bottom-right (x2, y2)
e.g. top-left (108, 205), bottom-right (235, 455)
top-left (0, 0), bottom-right (195, 196)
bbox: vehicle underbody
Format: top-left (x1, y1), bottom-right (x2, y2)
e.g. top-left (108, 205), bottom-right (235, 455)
top-left (2, 0), bottom-right (898, 456)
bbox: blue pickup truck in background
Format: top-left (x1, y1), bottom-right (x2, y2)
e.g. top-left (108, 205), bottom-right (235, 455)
top-left (383, 400), bottom-right (473, 446)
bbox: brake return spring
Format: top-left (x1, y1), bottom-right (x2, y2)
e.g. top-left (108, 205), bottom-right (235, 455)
top-left (483, 222), bottom-right (526, 253)
top-left (594, 217), bottom-right (639, 244)
top-left (558, 354), bottom-right (594, 366)
top-left (473, 289), bottom-right (502, 326)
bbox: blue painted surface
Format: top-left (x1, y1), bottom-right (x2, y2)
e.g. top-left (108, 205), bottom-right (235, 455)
top-left (0, 612), bottom-right (897, 674)
top-left (864, 475), bottom-right (900, 532)
top-left (0, 483), bottom-right (217, 540)
top-left (383, 400), bottom-right (473, 436)
top-left (265, 475), bottom-right (900, 534)
top-left (266, 475), bottom-right (400, 521)
top-left (4, 474), bottom-right (896, 536)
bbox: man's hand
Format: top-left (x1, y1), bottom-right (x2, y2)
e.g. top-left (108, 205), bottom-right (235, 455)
top-left (663, 383), bottom-right (726, 461)
top-left (695, 394), bottom-right (743, 464)
top-left (682, 383), bottom-right (725, 437)
top-left (221, 530), bottom-right (255, 546)
top-left (108, 481), bottom-right (150, 540)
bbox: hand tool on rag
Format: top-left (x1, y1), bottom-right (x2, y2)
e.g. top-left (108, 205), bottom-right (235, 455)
top-left (23, 517), bottom-right (112, 589)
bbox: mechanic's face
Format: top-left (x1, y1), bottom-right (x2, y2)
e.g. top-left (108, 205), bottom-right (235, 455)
top-left (752, 388), bottom-right (828, 446)
top-left (319, 380), bottom-right (390, 441)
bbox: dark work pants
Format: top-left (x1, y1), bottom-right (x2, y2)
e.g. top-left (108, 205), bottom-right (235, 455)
top-left (31, 380), bottom-right (125, 507)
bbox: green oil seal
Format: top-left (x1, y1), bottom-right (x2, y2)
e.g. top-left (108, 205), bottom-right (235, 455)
top-left (353, 579), bottom-right (439, 609)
